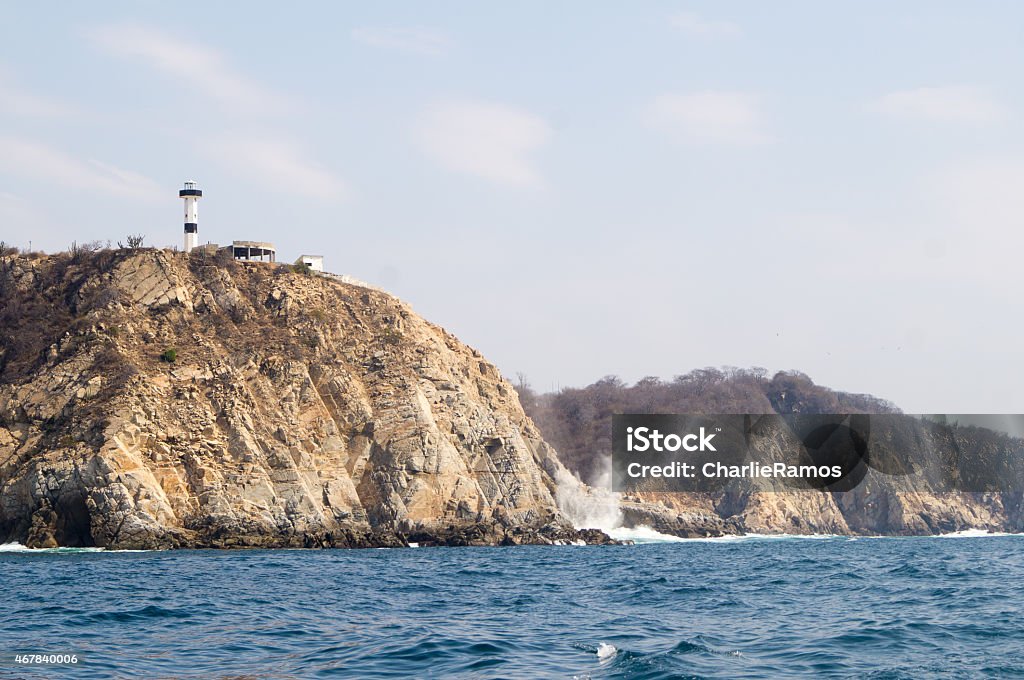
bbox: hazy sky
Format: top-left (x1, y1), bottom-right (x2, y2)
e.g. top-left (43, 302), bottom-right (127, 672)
top-left (2, 2), bottom-right (1023, 412)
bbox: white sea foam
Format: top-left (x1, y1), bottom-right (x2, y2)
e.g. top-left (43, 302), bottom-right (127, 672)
top-left (851, 529), bottom-right (1024, 540)
top-left (936, 528), bottom-right (1024, 538)
top-left (0, 542), bottom-right (107, 553)
top-left (0, 542), bottom-right (35, 552)
top-left (607, 529), bottom-right (854, 544)
top-left (730, 533), bottom-right (840, 541)
top-left (621, 530), bottom-right (1024, 543)
top-left (596, 642), bottom-right (617, 662)
top-left (607, 526), bottom-right (688, 543)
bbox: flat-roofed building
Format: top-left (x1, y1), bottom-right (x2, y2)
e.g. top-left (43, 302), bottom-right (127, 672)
top-left (228, 241), bottom-right (276, 262)
top-left (295, 255), bottom-right (324, 272)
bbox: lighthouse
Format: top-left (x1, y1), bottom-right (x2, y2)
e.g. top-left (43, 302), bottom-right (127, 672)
top-left (179, 180), bottom-right (202, 252)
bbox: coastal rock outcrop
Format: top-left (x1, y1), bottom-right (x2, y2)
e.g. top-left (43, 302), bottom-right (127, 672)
top-left (0, 250), bottom-right (611, 549)
top-left (520, 370), bottom-right (1024, 538)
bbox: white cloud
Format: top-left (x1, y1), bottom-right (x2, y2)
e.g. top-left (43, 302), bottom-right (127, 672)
top-left (669, 11), bottom-right (742, 38)
top-left (85, 23), bottom-right (285, 113)
top-left (351, 27), bottom-right (451, 55)
top-left (412, 99), bottom-right (552, 187)
top-left (207, 136), bottom-right (349, 200)
top-left (0, 66), bottom-right (70, 117)
top-left (869, 86), bottom-right (1007, 123)
top-left (647, 91), bottom-right (770, 145)
top-left (0, 137), bottom-right (160, 199)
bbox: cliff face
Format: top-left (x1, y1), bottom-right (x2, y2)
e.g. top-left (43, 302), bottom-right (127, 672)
top-left (3, 250), bottom-right (1015, 549)
top-left (623, 483), bottom-right (1022, 538)
top-left (521, 372), bottom-right (1024, 538)
top-left (0, 250), bottom-right (607, 549)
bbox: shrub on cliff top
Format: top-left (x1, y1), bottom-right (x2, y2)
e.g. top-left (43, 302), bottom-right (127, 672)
top-left (160, 348), bottom-right (177, 363)
top-left (67, 240), bottom-right (108, 264)
top-left (117, 234), bottom-right (146, 250)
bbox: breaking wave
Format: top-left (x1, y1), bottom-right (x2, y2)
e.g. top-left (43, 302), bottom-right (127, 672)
top-left (937, 528), bottom-right (1024, 538)
top-left (0, 542), bottom-right (107, 554)
top-left (607, 526), bottom-right (688, 543)
top-left (596, 642), bottom-right (617, 661)
top-left (554, 464), bottom-right (623, 533)
top-left (554, 463), bottom-right (689, 543)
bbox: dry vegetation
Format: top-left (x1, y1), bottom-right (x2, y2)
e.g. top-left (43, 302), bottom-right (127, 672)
top-left (516, 368), bottom-right (900, 483)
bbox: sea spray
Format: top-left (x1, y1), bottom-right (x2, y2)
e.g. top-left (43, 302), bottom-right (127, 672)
top-left (553, 462), bottom-right (725, 543)
top-left (554, 464), bottom-right (623, 532)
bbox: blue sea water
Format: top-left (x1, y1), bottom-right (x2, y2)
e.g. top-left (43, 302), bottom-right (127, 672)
top-left (1, 534), bottom-right (1023, 679)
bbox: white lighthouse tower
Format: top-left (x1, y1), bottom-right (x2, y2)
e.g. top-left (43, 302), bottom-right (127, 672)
top-left (179, 180), bottom-right (202, 252)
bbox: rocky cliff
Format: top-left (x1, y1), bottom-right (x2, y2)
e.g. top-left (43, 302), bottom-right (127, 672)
top-left (3, 250), bottom-right (1016, 549)
top-left (0, 250), bottom-right (613, 549)
top-left (520, 370), bottom-right (1024, 538)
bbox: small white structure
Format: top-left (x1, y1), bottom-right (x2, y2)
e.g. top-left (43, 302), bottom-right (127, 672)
top-left (179, 180), bottom-right (202, 252)
top-left (295, 255), bottom-right (324, 272)
top-left (231, 241), bottom-right (276, 262)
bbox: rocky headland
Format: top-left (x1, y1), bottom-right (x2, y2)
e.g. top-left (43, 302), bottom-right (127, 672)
top-left (1, 249), bottom-right (1020, 549)
top-left (0, 249), bottom-right (616, 549)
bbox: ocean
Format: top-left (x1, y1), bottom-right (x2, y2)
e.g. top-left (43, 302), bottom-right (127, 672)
top-left (1, 533), bottom-right (1022, 679)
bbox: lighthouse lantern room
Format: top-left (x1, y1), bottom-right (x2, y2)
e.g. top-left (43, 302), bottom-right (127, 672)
top-left (179, 180), bottom-right (202, 252)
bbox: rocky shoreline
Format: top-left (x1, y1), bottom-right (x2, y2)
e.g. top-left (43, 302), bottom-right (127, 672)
top-left (23, 515), bottom-right (621, 550)
top-left (0, 250), bottom-right (630, 550)
top-left (2, 249), bottom-right (1019, 550)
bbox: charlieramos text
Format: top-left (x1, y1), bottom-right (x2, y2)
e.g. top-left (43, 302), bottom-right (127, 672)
top-left (627, 460), bottom-right (843, 480)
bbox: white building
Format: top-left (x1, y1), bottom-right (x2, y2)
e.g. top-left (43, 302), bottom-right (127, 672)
top-left (295, 255), bottom-right (324, 272)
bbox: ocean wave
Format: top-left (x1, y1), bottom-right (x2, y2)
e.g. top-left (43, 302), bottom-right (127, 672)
top-left (724, 533), bottom-right (841, 541)
top-left (583, 637), bottom-right (746, 677)
top-left (2, 540), bottom-right (1024, 677)
top-left (607, 527), bottom-right (846, 544)
top-left (78, 605), bottom-right (195, 624)
top-left (0, 542), bottom-right (153, 553)
top-left (607, 526), bottom-right (688, 543)
top-left (610, 528), bottom-right (1024, 544)
top-left (0, 542), bottom-right (107, 554)
top-left (596, 642), bottom-right (617, 662)
top-left (852, 529), bottom-right (1024, 540)
top-left (936, 528), bottom-right (1024, 538)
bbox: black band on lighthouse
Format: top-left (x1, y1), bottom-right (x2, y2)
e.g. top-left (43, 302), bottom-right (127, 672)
top-left (184, 223), bottom-right (198, 233)
top-left (179, 189), bottom-right (203, 197)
